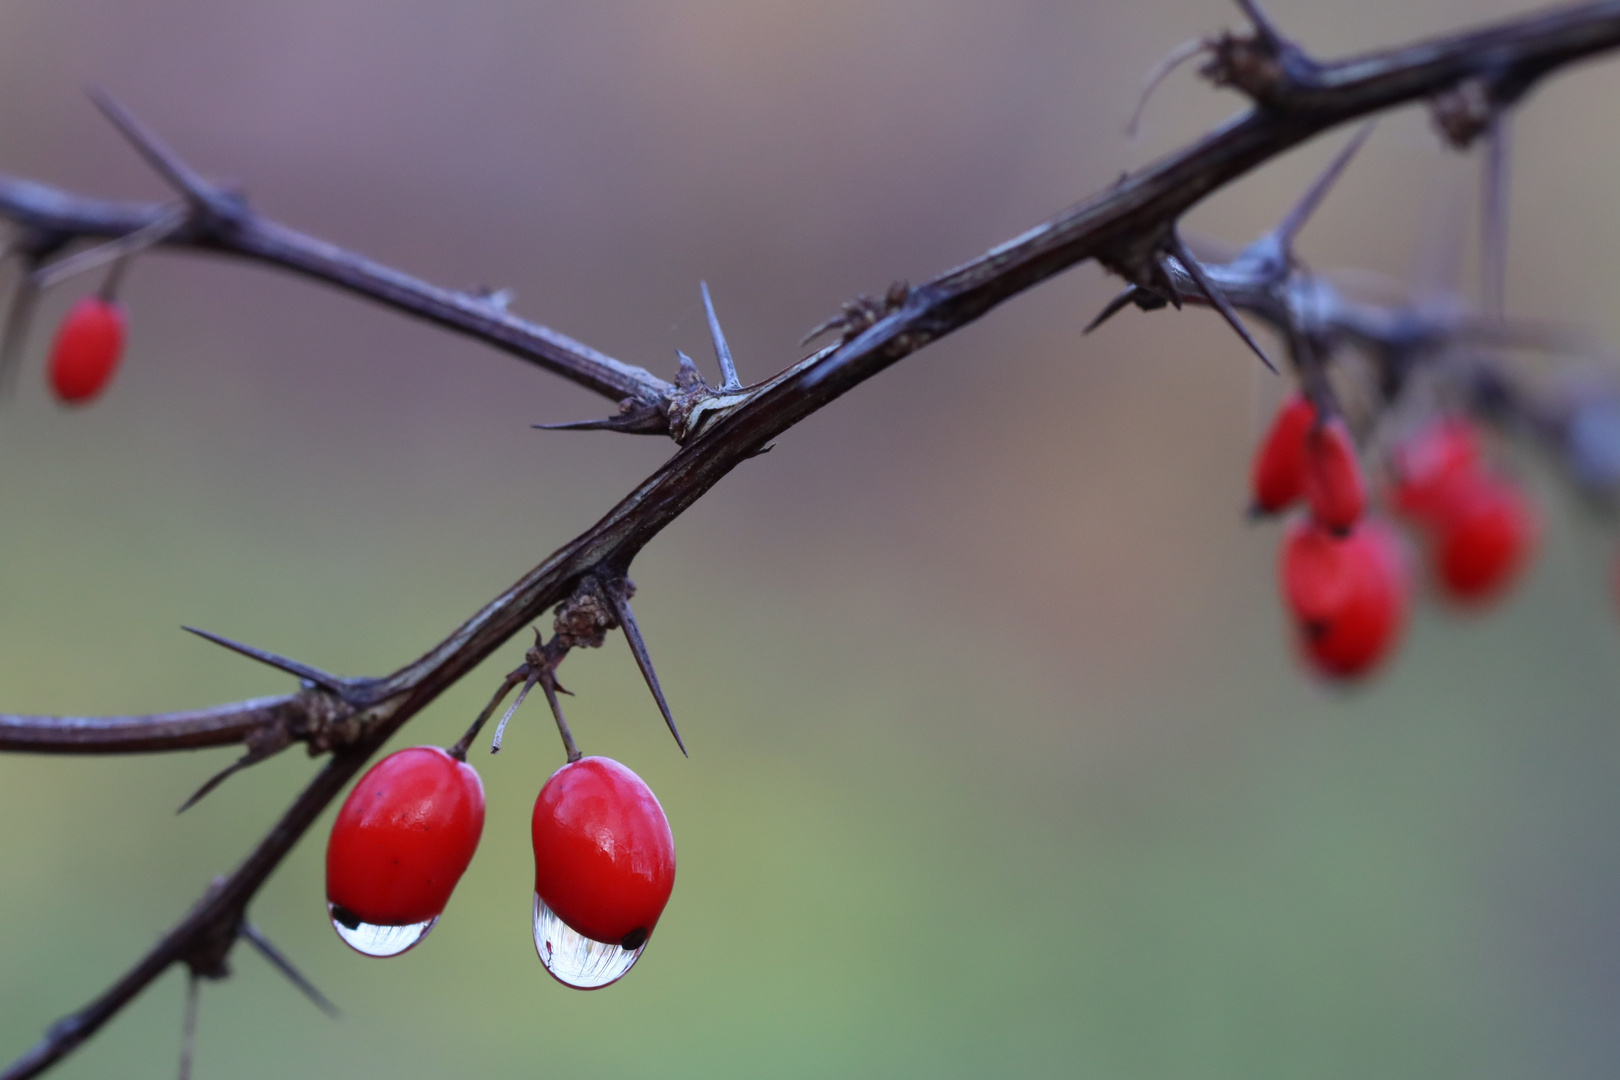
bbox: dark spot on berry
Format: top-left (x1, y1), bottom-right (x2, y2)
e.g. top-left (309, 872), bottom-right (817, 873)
top-left (620, 927), bottom-right (648, 951)
top-left (332, 904), bottom-right (362, 930)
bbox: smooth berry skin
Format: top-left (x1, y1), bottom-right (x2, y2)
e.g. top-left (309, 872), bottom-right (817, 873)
top-left (532, 757), bottom-right (675, 948)
top-left (1432, 478), bottom-right (1537, 604)
top-left (48, 297), bottom-right (125, 405)
top-left (326, 746), bottom-right (485, 930)
top-left (1303, 418), bottom-right (1366, 531)
top-left (1281, 518), bottom-right (1408, 680)
top-left (1251, 394), bottom-right (1316, 514)
top-left (1391, 418), bottom-right (1483, 523)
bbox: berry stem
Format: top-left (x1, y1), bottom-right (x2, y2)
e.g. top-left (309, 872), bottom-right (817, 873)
top-left (449, 667), bottom-right (525, 762)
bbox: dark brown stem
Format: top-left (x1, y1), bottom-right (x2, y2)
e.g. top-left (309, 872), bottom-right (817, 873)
top-left (7, 4), bottom-right (1620, 1077)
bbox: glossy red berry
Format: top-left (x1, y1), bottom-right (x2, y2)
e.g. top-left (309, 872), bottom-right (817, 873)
top-left (326, 746), bottom-right (485, 957)
top-left (1303, 417), bottom-right (1366, 531)
top-left (1391, 417), bottom-right (1482, 523)
top-left (48, 296), bottom-right (126, 405)
top-left (1280, 517), bottom-right (1408, 680)
top-left (532, 757), bottom-right (675, 989)
top-left (1431, 477), bottom-right (1537, 604)
top-left (1251, 394), bottom-right (1316, 514)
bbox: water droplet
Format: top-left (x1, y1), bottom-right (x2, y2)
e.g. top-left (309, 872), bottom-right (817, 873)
top-left (532, 893), bottom-right (646, 989)
top-left (328, 903), bottom-right (437, 957)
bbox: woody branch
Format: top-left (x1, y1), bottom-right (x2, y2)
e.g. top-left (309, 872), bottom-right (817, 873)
top-left (4, 2), bottom-right (1620, 1078)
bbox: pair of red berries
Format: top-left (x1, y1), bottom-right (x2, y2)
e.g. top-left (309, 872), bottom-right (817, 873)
top-left (1255, 394), bottom-right (1403, 678)
top-left (325, 748), bottom-right (675, 989)
top-left (1390, 418), bottom-right (1537, 605)
top-left (47, 296), bottom-right (126, 404)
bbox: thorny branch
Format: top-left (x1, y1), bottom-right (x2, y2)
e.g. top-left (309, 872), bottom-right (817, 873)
top-left (6, 2), bottom-right (1620, 1076)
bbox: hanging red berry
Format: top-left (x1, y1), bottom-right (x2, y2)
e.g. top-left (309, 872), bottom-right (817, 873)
top-left (1251, 394), bottom-right (1316, 514)
top-left (1431, 477), bottom-right (1537, 604)
top-left (531, 756), bottom-right (675, 990)
top-left (325, 746), bottom-right (485, 957)
top-left (1280, 517), bottom-right (1408, 680)
top-left (48, 296), bottom-right (126, 405)
top-left (1303, 417), bottom-right (1366, 531)
top-left (1390, 417), bottom-right (1482, 524)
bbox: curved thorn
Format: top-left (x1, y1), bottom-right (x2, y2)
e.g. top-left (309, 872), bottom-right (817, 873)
top-left (603, 579), bottom-right (687, 757)
top-left (1169, 232), bottom-right (1277, 373)
top-left (700, 281), bottom-right (741, 391)
top-left (1275, 121), bottom-right (1375, 249)
top-left (798, 311), bottom-right (845, 347)
top-left (1126, 39), bottom-right (1207, 139)
top-left (87, 88), bottom-right (225, 214)
top-left (490, 674), bottom-right (538, 754)
top-left (181, 626), bottom-right (349, 696)
top-left (1083, 286), bottom-right (1143, 334)
top-left (238, 924), bottom-right (340, 1019)
top-left (177, 754), bottom-right (255, 814)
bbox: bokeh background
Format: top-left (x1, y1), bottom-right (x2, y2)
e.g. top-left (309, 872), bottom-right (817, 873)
top-left (4, 1), bottom-right (1620, 1077)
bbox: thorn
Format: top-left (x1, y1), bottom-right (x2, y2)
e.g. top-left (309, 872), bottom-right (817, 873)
top-left (531, 407), bottom-right (665, 435)
top-left (1274, 122), bottom-right (1375, 250)
top-left (1126, 39), bottom-right (1207, 139)
top-left (798, 311), bottom-right (846, 348)
top-left (1482, 109), bottom-right (1512, 323)
top-left (239, 924), bottom-right (340, 1019)
top-left (30, 206), bottom-right (189, 292)
top-left (1233, 0), bottom-right (1284, 44)
top-left (177, 971), bottom-right (200, 1080)
top-left (490, 673), bottom-right (538, 754)
top-left (177, 753), bottom-right (256, 814)
top-left (1168, 231), bottom-right (1277, 373)
top-left (182, 626), bottom-right (350, 696)
top-left (700, 281), bottom-right (741, 391)
top-left (88, 88), bottom-right (234, 219)
top-left (0, 270), bottom-right (40, 402)
top-left (1083, 287), bottom-right (1143, 334)
top-left (602, 578), bottom-right (687, 757)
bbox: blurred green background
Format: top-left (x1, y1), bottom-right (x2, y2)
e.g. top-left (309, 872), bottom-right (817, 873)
top-left (5, 1), bottom-right (1620, 1077)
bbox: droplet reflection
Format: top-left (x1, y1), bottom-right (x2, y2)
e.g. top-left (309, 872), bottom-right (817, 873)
top-left (328, 903), bottom-right (437, 957)
top-left (533, 894), bottom-right (646, 989)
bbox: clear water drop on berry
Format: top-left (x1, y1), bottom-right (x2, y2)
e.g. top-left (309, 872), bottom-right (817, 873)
top-left (328, 903), bottom-right (437, 957)
top-left (533, 893), bottom-right (647, 989)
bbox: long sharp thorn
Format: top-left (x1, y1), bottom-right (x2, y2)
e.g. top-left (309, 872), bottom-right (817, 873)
top-left (1083, 286), bottom-right (1142, 334)
top-left (604, 581), bottom-right (687, 757)
top-left (182, 626), bottom-right (349, 695)
top-left (0, 272), bottom-right (39, 401)
top-left (239, 924), bottom-right (341, 1019)
top-left (1126, 39), bottom-right (1206, 139)
top-left (177, 754), bottom-right (255, 814)
top-left (700, 281), bottom-right (741, 391)
top-left (1275, 122), bottom-right (1375, 249)
top-left (1482, 110), bottom-right (1512, 323)
top-left (88, 88), bottom-right (222, 212)
top-left (491, 674), bottom-right (538, 754)
top-left (177, 972), bottom-right (200, 1080)
top-left (1169, 232), bottom-right (1277, 373)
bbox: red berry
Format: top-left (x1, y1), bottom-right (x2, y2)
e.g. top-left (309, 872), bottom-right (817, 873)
top-left (326, 746), bottom-right (485, 956)
top-left (1303, 417), bottom-right (1366, 531)
top-left (1251, 394), bottom-right (1316, 514)
top-left (1280, 518), bottom-right (1408, 680)
top-left (1390, 417), bottom-right (1483, 523)
top-left (1431, 477), bottom-right (1537, 604)
top-left (532, 757), bottom-right (675, 961)
top-left (48, 297), bottom-right (125, 405)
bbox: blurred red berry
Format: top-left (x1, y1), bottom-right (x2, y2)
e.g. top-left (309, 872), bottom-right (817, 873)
top-left (1431, 477), bottom-right (1537, 604)
top-left (1280, 517), bottom-right (1408, 680)
top-left (1251, 394), bottom-right (1316, 514)
top-left (1391, 417), bottom-right (1483, 524)
top-left (1303, 417), bottom-right (1366, 531)
top-left (48, 296), bottom-right (125, 405)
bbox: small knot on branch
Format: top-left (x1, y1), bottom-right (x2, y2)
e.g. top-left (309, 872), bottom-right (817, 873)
top-left (1429, 78), bottom-right (1497, 148)
top-left (552, 575), bottom-right (626, 650)
top-left (1200, 8), bottom-right (1315, 108)
top-left (299, 688), bottom-right (364, 756)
